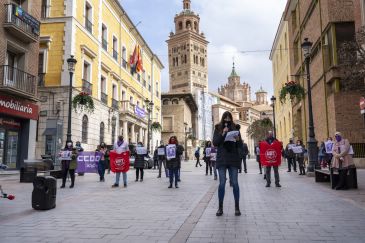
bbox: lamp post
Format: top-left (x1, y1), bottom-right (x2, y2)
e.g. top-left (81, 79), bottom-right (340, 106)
top-left (145, 99), bottom-right (154, 153)
top-left (184, 122), bottom-right (189, 160)
top-left (66, 55), bottom-right (77, 145)
top-left (270, 96), bottom-right (277, 138)
top-left (301, 38), bottom-right (319, 173)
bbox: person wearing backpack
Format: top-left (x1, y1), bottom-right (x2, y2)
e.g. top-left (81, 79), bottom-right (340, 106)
top-left (285, 139), bottom-right (296, 172)
top-left (195, 147), bottom-right (202, 167)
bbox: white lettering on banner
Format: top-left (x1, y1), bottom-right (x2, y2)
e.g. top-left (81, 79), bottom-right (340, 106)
top-left (77, 155), bottom-right (101, 162)
top-left (0, 99), bottom-right (33, 114)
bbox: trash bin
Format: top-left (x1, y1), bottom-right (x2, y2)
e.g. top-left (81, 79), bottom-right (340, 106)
top-left (32, 176), bottom-right (57, 210)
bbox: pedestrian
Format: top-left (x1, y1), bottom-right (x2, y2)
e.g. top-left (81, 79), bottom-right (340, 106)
top-left (60, 141), bottom-right (78, 189)
top-left (210, 146), bottom-right (218, 180)
top-left (97, 142), bottom-right (109, 182)
top-left (157, 141), bottom-right (167, 178)
top-left (285, 139), bottom-right (296, 172)
top-left (112, 136), bottom-right (129, 188)
top-left (294, 140), bottom-right (306, 175)
top-left (318, 142), bottom-right (326, 168)
top-left (134, 142), bottom-right (147, 182)
top-left (195, 147), bottom-right (202, 167)
top-left (153, 147), bottom-right (159, 170)
top-left (213, 111), bottom-right (242, 216)
top-left (332, 132), bottom-right (355, 190)
top-left (237, 125), bottom-right (249, 174)
top-left (254, 144), bottom-right (262, 174)
top-left (203, 141), bottom-right (213, 176)
top-left (324, 137), bottom-right (334, 169)
top-left (261, 131), bottom-right (282, 187)
top-left (166, 136), bottom-right (184, 188)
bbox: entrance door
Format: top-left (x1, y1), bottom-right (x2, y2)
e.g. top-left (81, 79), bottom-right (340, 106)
top-left (0, 129), bottom-right (5, 165)
top-left (6, 131), bottom-right (19, 169)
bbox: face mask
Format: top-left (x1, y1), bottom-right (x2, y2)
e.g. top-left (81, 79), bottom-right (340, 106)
top-left (335, 136), bottom-right (342, 142)
top-left (224, 121), bottom-right (232, 127)
top-left (67, 143), bottom-right (72, 147)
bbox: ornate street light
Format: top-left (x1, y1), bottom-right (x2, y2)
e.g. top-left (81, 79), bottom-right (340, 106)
top-left (145, 99), bottom-right (154, 153)
top-left (270, 95), bottom-right (277, 138)
top-left (66, 55), bottom-right (77, 145)
top-left (301, 38), bottom-right (319, 173)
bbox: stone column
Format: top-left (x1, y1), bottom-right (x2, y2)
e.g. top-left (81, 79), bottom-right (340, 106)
top-left (144, 128), bottom-right (148, 147)
top-left (131, 124), bottom-right (135, 143)
top-left (123, 121), bottom-right (128, 142)
top-left (138, 127), bottom-right (143, 144)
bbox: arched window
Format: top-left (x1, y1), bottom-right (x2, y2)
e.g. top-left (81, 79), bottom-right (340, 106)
top-left (163, 99), bottom-right (169, 105)
top-left (186, 20), bottom-right (191, 29)
top-left (194, 22), bottom-right (198, 31)
top-left (172, 99), bottom-right (179, 105)
top-left (100, 122), bottom-right (105, 144)
top-left (82, 115), bottom-right (88, 143)
top-left (178, 21), bottom-right (183, 30)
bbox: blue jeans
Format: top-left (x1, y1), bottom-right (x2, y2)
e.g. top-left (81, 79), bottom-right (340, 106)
top-left (218, 166), bottom-right (239, 204)
top-left (115, 172), bottom-right (127, 186)
top-left (98, 160), bottom-right (105, 180)
top-left (169, 168), bottom-right (179, 185)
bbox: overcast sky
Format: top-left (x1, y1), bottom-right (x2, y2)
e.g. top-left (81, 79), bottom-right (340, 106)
top-left (121, 0), bottom-right (287, 96)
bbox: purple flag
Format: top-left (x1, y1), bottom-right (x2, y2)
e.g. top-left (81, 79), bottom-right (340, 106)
top-left (76, 151), bottom-right (102, 173)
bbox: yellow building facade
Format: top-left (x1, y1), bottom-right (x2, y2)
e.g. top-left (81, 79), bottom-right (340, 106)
top-left (36, 0), bottom-right (163, 157)
top-left (270, 17), bottom-right (293, 145)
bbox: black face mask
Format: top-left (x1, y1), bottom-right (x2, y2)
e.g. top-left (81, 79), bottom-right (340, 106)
top-left (223, 121), bottom-right (232, 128)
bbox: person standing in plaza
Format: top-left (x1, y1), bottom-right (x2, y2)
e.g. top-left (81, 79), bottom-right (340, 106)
top-left (332, 132), bottom-right (355, 190)
top-left (166, 136), bottom-right (184, 188)
top-left (60, 142), bottom-right (78, 188)
top-left (294, 140), bottom-right (306, 175)
top-left (203, 141), bottom-right (213, 176)
top-left (195, 147), bottom-right (202, 167)
top-left (112, 136), bottom-right (129, 188)
top-left (153, 147), bottom-right (159, 170)
top-left (254, 144), bottom-right (262, 174)
top-left (157, 141), bottom-right (167, 178)
top-left (213, 111), bottom-right (242, 216)
top-left (97, 143), bottom-right (109, 182)
top-left (262, 131), bottom-right (282, 187)
top-left (135, 142), bottom-right (147, 182)
top-left (324, 137), bottom-right (334, 168)
top-left (210, 146), bottom-right (218, 180)
top-left (237, 135), bottom-right (249, 173)
top-left (285, 139), bottom-right (296, 172)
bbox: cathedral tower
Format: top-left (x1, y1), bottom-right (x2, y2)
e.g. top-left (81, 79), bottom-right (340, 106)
top-left (167, 0), bottom-right (209, 93)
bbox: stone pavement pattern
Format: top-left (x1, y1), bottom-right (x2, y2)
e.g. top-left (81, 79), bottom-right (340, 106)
top-left (0, 160), bottom-right (364, 243)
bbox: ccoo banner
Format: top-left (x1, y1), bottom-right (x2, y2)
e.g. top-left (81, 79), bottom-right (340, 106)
top-left (76, 151), bottom-right (102, 173)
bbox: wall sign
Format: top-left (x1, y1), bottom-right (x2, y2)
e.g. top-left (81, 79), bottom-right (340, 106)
top-left (0, 95), bottom-right (39, 120)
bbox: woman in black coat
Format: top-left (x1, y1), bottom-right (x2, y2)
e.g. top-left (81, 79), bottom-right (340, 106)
top-left (213, 111), bottom-right (243, 217)
top-left (134, 142), bottom-right (147, 182)
top-left (166, 136), bottom-right (184, 188)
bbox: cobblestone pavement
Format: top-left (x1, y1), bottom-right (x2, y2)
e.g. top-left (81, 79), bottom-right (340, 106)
top-left (0, 160), bottom-right (364, 243)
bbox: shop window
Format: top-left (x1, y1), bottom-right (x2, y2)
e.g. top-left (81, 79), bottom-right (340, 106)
top-left (82, 115), bottom-right (88, 143)
top-left (100, 122), bottom-right (105, 144)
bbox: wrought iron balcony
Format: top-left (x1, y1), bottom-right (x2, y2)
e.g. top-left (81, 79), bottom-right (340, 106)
top-left (101, 92), bottom-right (108, 105)
top-left (85, 18), bottom-right (92, 33)
top-left (112, 98), bottom-right (119, 110)
top-left (82, 79), bottom-right (92, 95)
top-left (113, 50), bottom-right (118, 61)
top-left (0, 65), bottom-right (37, 99)
top-left (4, 4), bottom-right (40, 43)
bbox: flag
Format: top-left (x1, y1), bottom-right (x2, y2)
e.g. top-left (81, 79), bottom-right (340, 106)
top-left (130, 45), bottom-right (143, 75)
top-left (259, 140), bottom-right (282, 167)
top-left (109, 151), bottom-right (130, 173)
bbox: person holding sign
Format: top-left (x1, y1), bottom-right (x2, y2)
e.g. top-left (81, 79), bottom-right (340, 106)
top-left (210, 146), bottom-right (218, 180)
top-left (60, 142), bottom-right (78, 189)
top-left (213, 111), bottom-right (243, 217)
top-left (97, 143), bottom-right (109, 182)
top-left (293, 140), bottom-right (306, 175)
top-left (203, 141), bottom-right (213, 176)
top-left (166, 136), bottom-right (184, 188)
top-left (135, 142), bottom-right (147, 182)
top-left (324, 137), bottom-right (334, 168)
top-left (112, 136), bottom-right (129, 188)
top-left (285, 139), bottom-right (296, 172)
top-left (157, 141), bottom-right (167, 178)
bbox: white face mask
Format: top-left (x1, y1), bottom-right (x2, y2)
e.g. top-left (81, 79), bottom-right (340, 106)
top-left (67, 143), bottom-right (72, 147)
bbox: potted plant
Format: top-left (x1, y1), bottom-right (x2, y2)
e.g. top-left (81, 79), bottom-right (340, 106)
top-left (72, 92), bottom-right (95, 113)
top-left (151, 122), bottom-right (162, 132)
top-left (279, 81), bottom-right (305, 104)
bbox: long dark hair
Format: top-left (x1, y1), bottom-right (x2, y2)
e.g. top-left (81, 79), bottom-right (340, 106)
top-left (169, 136), bottom-right (178, 145)
top-left (216, 111), bottom-right (236, 132)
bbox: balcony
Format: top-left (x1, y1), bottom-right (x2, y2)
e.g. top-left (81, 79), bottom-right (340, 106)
top-left (4, 4), bottom-right (40, 43)
top-left (122, 59), bottom-right (128, 69)
top-left (121, 101), bottom-right (134, 114)
top-left (0, 65), bottom-right (37, 99)
top-left (111, 98), bottom-right (119, 110)
top-left (102, 39), bottom-right (107, 51)
top-left (113, 50), bottom-right (118, 61)
top-left (82, 79), bottom-right (92, 95)
top-left (38, 73), bottom-right (45, 86)
top-left (85, 18), bottom-right (92, 33)
top-left (101, 92), bottom-right (108, 105)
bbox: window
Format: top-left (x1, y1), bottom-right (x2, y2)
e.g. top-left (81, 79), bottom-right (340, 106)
top-left (335, 22), bottom-right (355, 65)
top-left (111, 117), bottom-right (116, 145)
top-left (156, 82), bottom-right (159, 97)
top-left (100, 76), bottom-right (106, 93)
top-left (112, 84), bottom-right (117, 99)
top-left (102, 24), bottom-right (107, 51)
top-left (122, 47), bottom-right (127, 68)
top-left (82, 115), bottom-right (88, 143)
top-left (122, 90), bottom-right (126, 100)
top-left (113, 37), bottom-right (118, 60)
top-left (323, 28), bottom-right (333, 70)
top-left (83, 62), bottom-right (91, 81)
top-left (130, 96), bottom-right (134, 104)
top-left (100, 122), bottom-right (105, 144)
top-left (85, 2), bottom-right (92, 33)
top-left (178, 22), bottom-right (183, 30)
top-left (41, 0), bottom-right (49, 18)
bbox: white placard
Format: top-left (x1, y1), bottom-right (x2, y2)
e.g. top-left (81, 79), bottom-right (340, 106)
top-left (292, 146), bottom-right (303, 154)
top-left (324, 141), bottom-right (334, 154)
top-left (205, 148), bottom-right (212, 157)
top-left (224, 131), bottom-right (240, 142)
top-left (59, 150), bottom-right (72, 160)
top-left (348, 146), bottom-right (354, 155)
top-left (158, 148), bottom-right (165, 156)
top-left (166, 144), bottom-right (176, 160)
top-left (210, 152), bottom-right (217, 161)
top-left (136, 147), bottom-right (147, 155)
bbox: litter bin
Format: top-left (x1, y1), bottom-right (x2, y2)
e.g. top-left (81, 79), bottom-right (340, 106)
top-left (32, 176), bottom-right (57, 210)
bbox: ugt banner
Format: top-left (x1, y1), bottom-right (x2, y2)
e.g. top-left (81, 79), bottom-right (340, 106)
top-left (259, 140), bottom-right (283, 167)
top-left (76, 151), bottom-right (102, 173)
top-left (109, 151), bottom-right (130, 173)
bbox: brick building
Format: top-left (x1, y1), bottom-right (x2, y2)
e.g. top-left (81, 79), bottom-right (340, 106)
top-left (0, 0), bottom-right (41, 169)
top-left (283, 0), bottom-right (365, 161)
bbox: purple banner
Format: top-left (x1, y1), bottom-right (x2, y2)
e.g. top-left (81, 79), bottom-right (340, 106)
top-left (135, 106), bottom-right (146, 118)
top-left (76, 151), bottom-right (102, 173)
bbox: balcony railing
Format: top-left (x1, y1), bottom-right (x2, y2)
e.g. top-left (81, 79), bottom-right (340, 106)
top-left (0, 65), bottom-right (37, 98)
top-left (4, 4), bottom-right (40, 43)
top-left (101, 92), bottom-right (108, 105)
top-left (85, 18), bottom-right (92, 33)
top-left (38, 73), bottom-right (45, 86)
top-left (82, 79), bottom-right (92, 95)
top-left (113, 50), bottom-right (118, 60)
top-left (112, 98), bottom-right (119, 110)
top-left (122, 58), bottom-right (128, 69)
top-left (102, 39), bottom-right (107, 51)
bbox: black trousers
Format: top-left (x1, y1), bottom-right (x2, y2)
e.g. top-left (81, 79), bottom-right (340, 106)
top-left (287, 157), bottom-right (296, 171)
top-left (136, 168), bottom-right (144, 180)
top-left (195, 157), bottom-right (201, 166)
top-left (62, 168), bottom-right (75, 186)
top-left (265, 166), bottom-right (280, 184)
top-left (258, 162), bottom-right (262, 173)
top-left (239, 158), bottom-right (247, 173)
top-left (205, 160), bottom-right (212, 175)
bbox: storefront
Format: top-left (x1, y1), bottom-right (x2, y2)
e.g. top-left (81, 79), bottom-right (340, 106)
top-left (0, 95), bottom-right (38, 169)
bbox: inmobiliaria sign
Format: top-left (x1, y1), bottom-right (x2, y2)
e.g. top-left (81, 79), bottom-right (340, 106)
top-left (0, 95), bottom-right (38, 120)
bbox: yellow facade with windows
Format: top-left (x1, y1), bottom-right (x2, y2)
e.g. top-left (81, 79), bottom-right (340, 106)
top-left (36, 0), bottom-right (163, 157)
top-left (270, 18), bottom-right (293, 145)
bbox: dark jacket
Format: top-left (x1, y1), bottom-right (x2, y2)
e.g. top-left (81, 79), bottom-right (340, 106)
top-left (61, 148), bottom-right (78, 170)
top-left (238, 143), bottom-right (249, 159)
top-left (285, 143), bottom-right (295, 159)
top-left (134, 147), bottom-right (147, 169)
top-left (166, 144), bottom-right (184, 170)
top-left (213, 123), bottom-right (243, 168)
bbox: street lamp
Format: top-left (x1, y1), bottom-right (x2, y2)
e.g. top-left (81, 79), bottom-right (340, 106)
top-left (270, 95), bottom-right (277, 138)
top-left (184, 122), bottom-right (189, 160)
top-left (66, 55), bottom-right (77, 145)
top-left (145, 99), bottom-right (154, 153)
top-left (301, 38), bottom-right (319, 173)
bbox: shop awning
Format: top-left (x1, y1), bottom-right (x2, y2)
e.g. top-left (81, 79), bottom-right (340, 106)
top-left (42, 128), bottom-right (57, 136)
